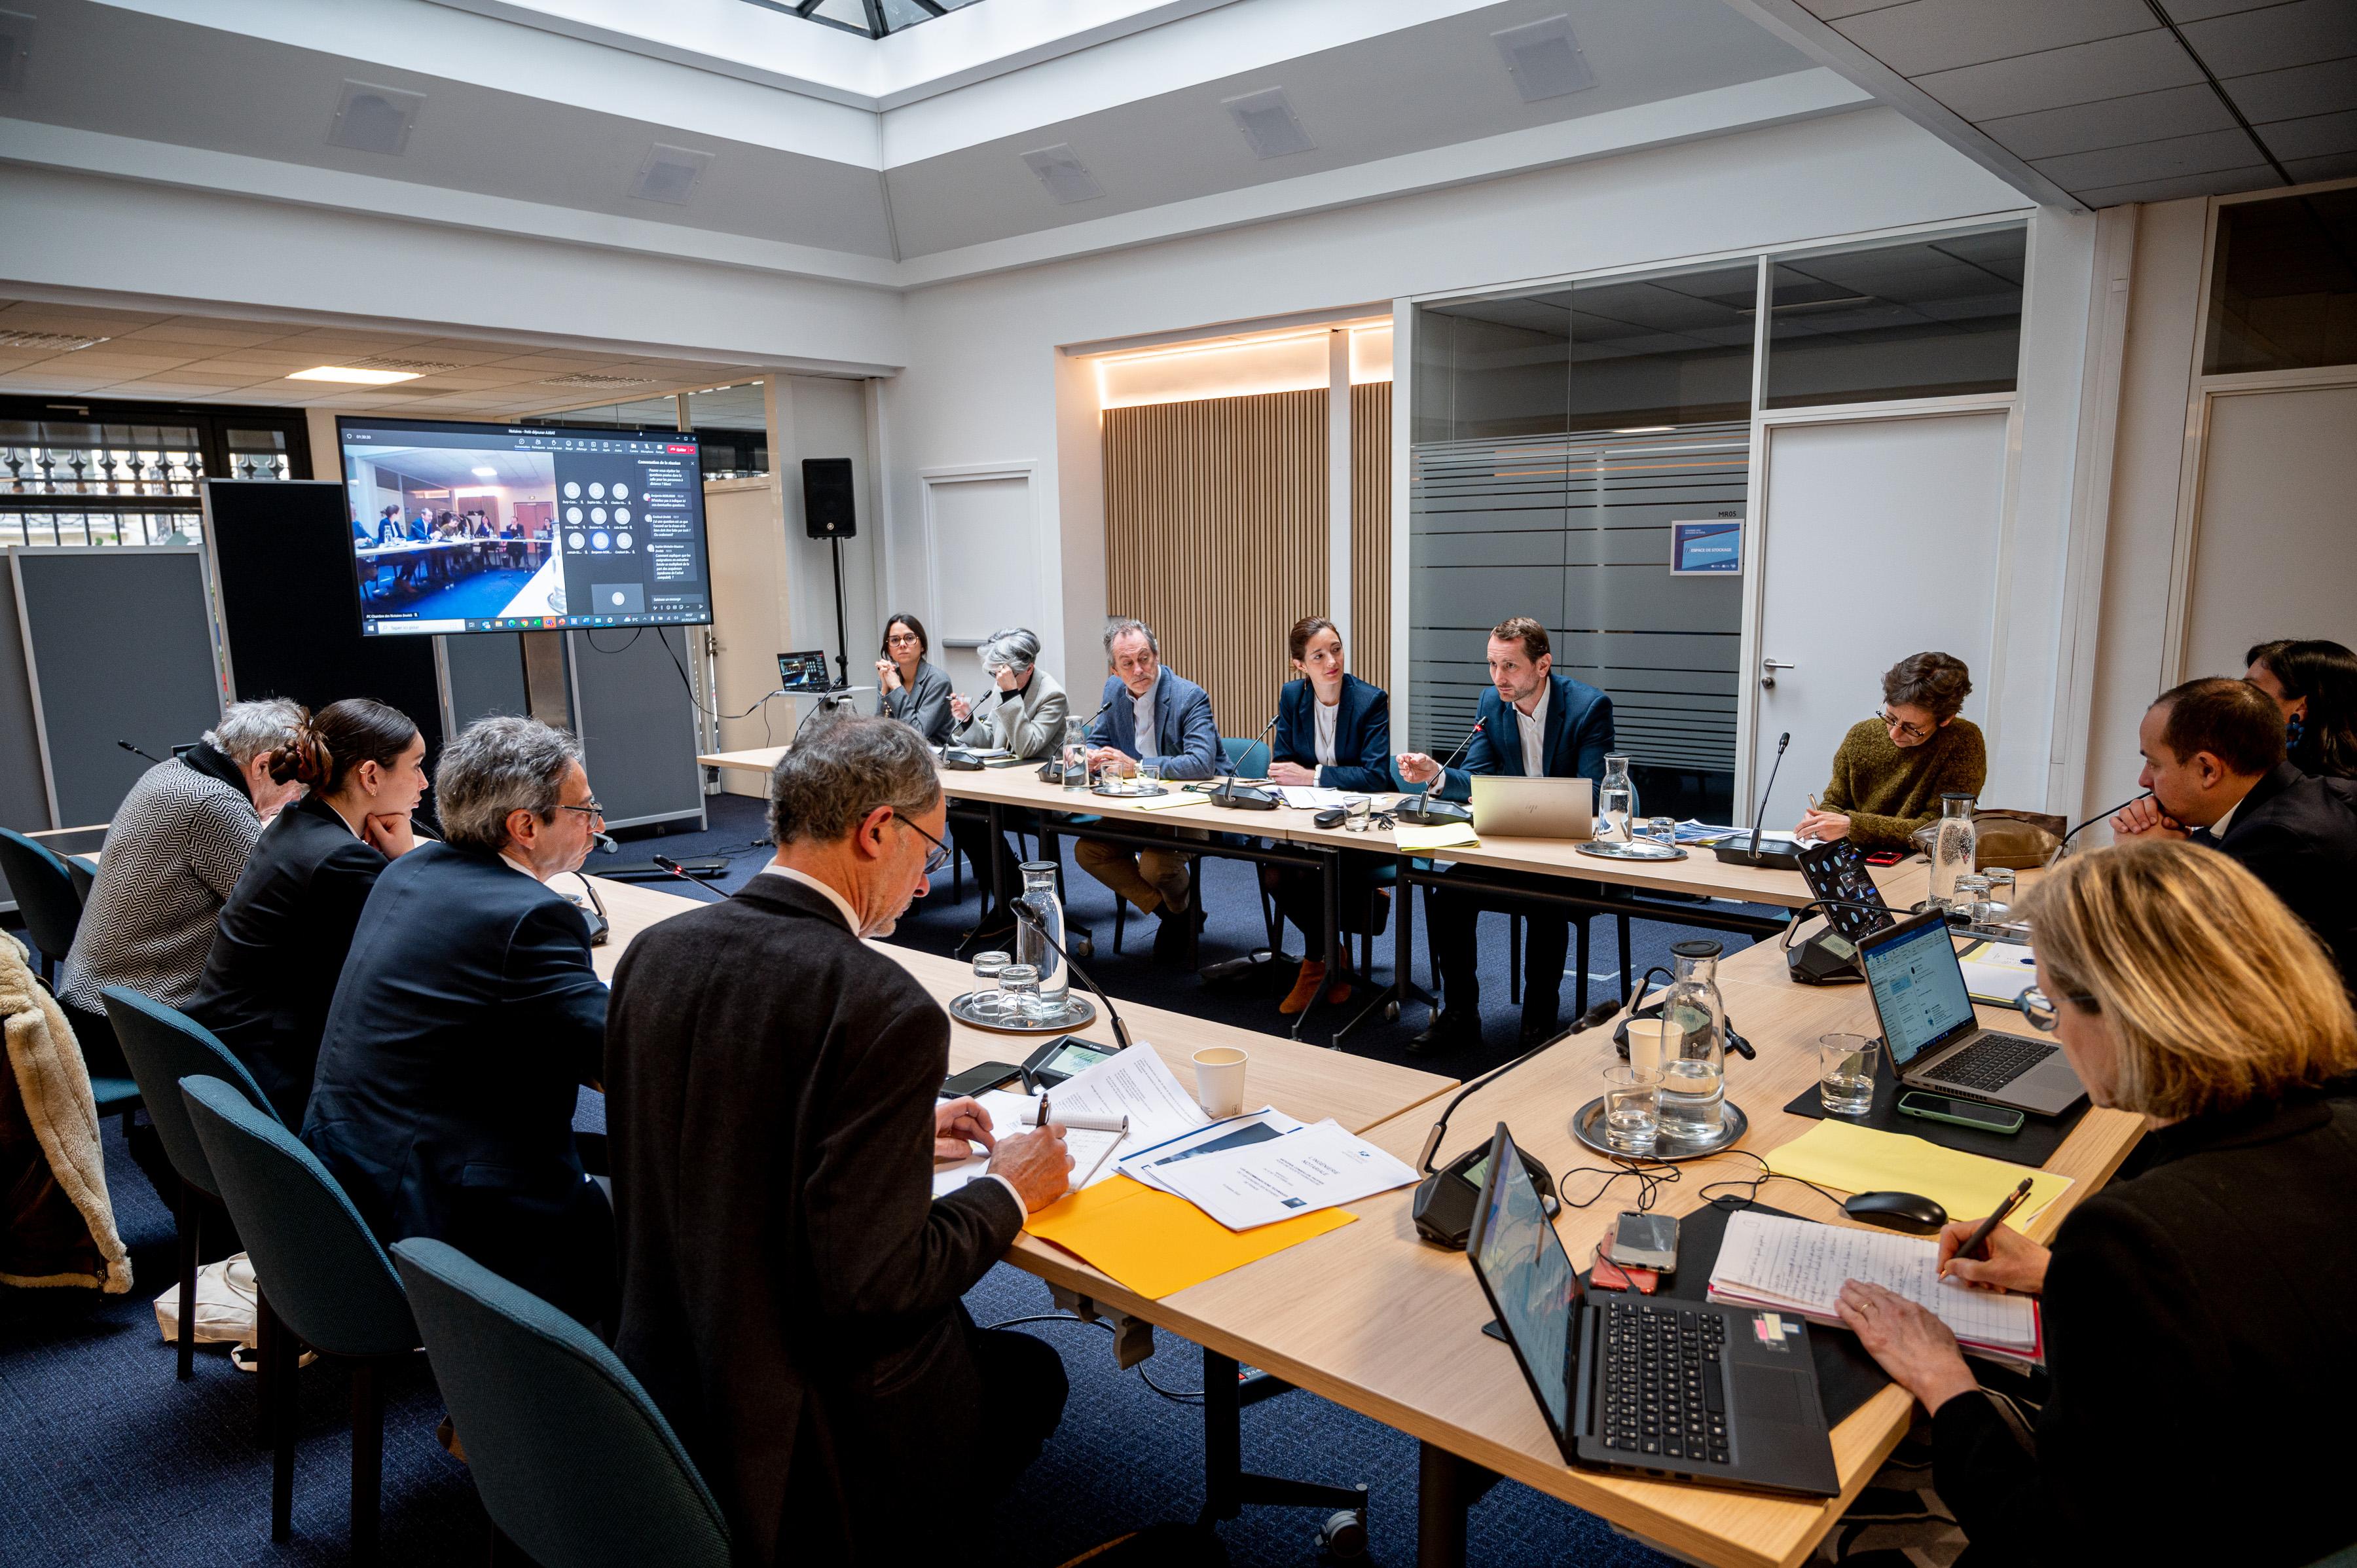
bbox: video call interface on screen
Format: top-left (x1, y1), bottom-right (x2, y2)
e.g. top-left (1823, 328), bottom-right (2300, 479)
top-left (340, 416), bottom-right (714, 637)
top-left (1863, 921), bottom-right (1976, 1065)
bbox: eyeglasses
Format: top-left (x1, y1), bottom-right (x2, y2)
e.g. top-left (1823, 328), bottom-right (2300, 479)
top-left (2015, 984), bottom-right (2098, 1032)
top-left (889, 812), bottom-right (951, 875)
top-left (1874, 708), bottom-right (1932, 742)
top-left (885, 632), bottom-right (923, 648)
top-left (554, 800), bottom-right (605, 822)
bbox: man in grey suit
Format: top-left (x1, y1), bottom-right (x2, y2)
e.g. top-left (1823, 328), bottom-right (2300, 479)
top-left (607, 717), bottom-right (1072, 1565)
top-left (946, 627), bottom-right (1067, 943)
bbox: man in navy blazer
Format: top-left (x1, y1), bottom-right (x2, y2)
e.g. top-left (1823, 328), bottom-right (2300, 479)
top-left (1397, 616), bottom-right (1615, 1055)
top-left (1080, 617), bottom-right (1222, 962)
top-left (304, 716), bottom-right (615, 1326)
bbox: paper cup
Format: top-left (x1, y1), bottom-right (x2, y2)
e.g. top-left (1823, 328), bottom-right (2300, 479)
top-left (1622, 1017), bottom-right (1685, 1081)
top-left (1193, 1046), bottom-right (1249, 1118)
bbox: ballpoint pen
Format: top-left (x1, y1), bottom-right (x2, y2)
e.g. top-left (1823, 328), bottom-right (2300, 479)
top-left (1949, 1176), bottom-right (2034, 1272)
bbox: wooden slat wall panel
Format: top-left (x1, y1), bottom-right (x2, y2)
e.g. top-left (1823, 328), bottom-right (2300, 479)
top-left (1103, 389), bottom-right (1329, 735)
top-left (1350, 381), bottom-right (1392, 693)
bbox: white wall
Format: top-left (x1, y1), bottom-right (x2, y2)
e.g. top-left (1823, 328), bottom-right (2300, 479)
top-left (879, 107), bottom-right (2108, 804)
top-left (769, 374), bottom-right (887, 696)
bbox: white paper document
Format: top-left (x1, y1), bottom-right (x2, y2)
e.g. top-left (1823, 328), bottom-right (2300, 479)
top-left (930, 1088), bottom-right (1124, 1199)
top-left (1706, 1211), bottom-right (2041, 1364)
top-left (1115, 1108), bottom-right (1303, 1194)
top-left (1146, 1118), bottom-right (1417, 1230)
top-left (932, 1044), bottom-right (1208, 1199)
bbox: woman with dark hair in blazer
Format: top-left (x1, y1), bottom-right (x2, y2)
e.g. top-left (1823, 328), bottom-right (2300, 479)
top-left (187, 698), bottom-right (428, 1127)
top-left (2246, 638), bottom-right (2357, 778)
top-left (875, 611), bottom-right (955, 743)
top-left (1265, 617), bottom-right (1392, 1015)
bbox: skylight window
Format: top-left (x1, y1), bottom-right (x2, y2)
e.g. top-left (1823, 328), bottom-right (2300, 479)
top-left (748, 0), bottom-right (988, 39)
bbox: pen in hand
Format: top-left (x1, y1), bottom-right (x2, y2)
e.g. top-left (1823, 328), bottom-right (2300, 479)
top-left (1946, 1176), bottom-right (2034, 1275)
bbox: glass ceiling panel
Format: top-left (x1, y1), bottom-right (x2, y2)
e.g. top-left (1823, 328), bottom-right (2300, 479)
top-left (745, 0), bottom-right (985, 39)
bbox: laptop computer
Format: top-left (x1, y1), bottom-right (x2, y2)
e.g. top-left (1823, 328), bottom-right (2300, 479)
top-left (1465, 1123), bottom-right (1839, 1497)
top-left (777, 649), bottom-right (835, 694)
top-left (1855, 912), bottom-right (2086, 1116)
top-left (1469, 776), bottom-right (1592, 839)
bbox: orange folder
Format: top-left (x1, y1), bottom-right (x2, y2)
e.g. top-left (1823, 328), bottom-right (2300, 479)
top-left (1024, 1174), bottom-right (1355, 1300)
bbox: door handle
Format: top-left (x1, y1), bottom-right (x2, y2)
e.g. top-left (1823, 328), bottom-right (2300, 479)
top-left (1761, 657), bottom-right (1798, 689)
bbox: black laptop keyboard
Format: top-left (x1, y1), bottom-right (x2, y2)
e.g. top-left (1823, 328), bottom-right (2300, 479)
top-left (1599, 1302), bottom-right (1729, 1464)
top-left (1933, 1032), bottom-right (2056, 1091)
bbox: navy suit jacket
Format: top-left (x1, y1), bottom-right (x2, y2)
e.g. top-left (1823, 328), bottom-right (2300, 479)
top-left (1273, 674), bottom-right (1393, 793)
top-left (2199, 761), bottom-right (2357, 993)
top-left (1088, 666), bottom-right (1222, 780)
top-left (1431, 672), bottom-right (1615, 800)
top-left (302, 841), bottom-right (609, 1307)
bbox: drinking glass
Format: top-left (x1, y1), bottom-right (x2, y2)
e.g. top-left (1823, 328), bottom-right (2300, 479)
top-left (969, 951), bottom-right (1012, 1018)
top-left (1818, 1032), bottom-right (1879, 1116)
top-left (1136, 759), bottom-right (1162, 792)
top-left (1648, 816), bottom-right (1678, 848)
top-left (1601, 1065), bottom-right (1660, 1154)
top-left (996, 963), bottom-right (1043, 1023)
top-left (1343, 797), bottom-right (1373, 833)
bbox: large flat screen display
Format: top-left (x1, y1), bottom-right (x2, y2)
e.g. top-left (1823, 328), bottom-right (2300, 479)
top-left (338, 415), bottom-right (713, 636)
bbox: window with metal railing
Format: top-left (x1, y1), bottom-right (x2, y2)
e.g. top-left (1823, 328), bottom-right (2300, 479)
top-left (0, 399), bottom-right (309, 549)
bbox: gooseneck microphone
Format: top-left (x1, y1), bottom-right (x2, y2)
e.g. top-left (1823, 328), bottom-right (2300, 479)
top-left (1709, 731), bottom-right (1802, 870)
top-left (1213, 710), bottom-right (1281, 811)
top-left (1011, 899), bottom-right (1134, 1053)
top-left (2043, 793), bottom-right (2155, 866)
top-left (117, 738), bottom-right (163, 764)
top-left (1396, 719), bottom-right (1484, 827)
top-left (650, 854), bottom-right (729, 902)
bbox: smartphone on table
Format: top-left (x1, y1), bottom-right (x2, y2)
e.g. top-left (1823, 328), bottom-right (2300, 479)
top-left (1896, 1090), bottom-right (2025, 1135)
top-left (940, 1061), bottom-right (1023, 1099)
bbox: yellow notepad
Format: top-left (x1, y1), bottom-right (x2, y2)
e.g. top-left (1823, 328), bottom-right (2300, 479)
top-left (1395, 822), bottom-right (1480, 852)
top-left (1117, 789), bottom-right (1207, 812)
top-left (1024, 1174), bottom-right (1355, 1299)
top-left (1766, 1119), bottom-right (2074, 1231)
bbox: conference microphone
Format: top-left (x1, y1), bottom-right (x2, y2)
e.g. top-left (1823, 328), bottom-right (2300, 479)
top-left (591, 830), bottom-right (619, 854)
top-left (1410, 996), bottom-right (1620, 1249)
top-left (945, 686), bottom-right (1010, 770)
top-left (564, 869), bottom-right (612, 947)
top-left (1711, 731), bottom-right (1802, 870)
top-left (1395, 720), bottom-right (1483, 827)
top-left (2042, 793), bottom-right (2155, 867)
top-left (1010, 898), bottom-right (1134, 1055)
top-left (117, 738), bottom-right (164, 764)
top-left (1212, 710), bottom-right (1281, 811)
top-left (649, 853), bottom-right (729, 902)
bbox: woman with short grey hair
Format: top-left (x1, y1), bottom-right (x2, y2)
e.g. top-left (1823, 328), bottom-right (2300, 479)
top-left (58, 696), bottom-right (307, 1193)
top-left (946, 627), bottom-right (1069, 946)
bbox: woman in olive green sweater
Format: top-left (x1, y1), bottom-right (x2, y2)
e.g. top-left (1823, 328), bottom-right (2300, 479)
top-left (1797, 651), bottom-right (1987, 852)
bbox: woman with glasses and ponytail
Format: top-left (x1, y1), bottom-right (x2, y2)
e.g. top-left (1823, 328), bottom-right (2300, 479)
top-left (189, 698), bottom-right (427, 1127)
top-left (1795, 650), bottom-right (1986, 850)
top-left (1835, 840), bottom-right (2357, 1567)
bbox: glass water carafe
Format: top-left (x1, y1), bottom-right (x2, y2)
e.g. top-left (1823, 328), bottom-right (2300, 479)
top-left (1929, 793), bottom-right (1979, 909)
top-left (1598, 754), bottom-right (1637, 842)
top-left (1060, 716), bottom-right (1091, 790)
top-left (1658, 939), bottom-right (1727, 1139)
top-left (1014, 861), bottom-right (1069, 1013)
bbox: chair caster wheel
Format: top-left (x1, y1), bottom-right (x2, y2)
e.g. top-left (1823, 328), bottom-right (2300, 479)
top-left (1383, 1001), bottom-right (1400, 1022)
top-left (1317, 1508), bottom-right (1368, 1559)
top-left (1072, 936), bottom-right (1094, 959)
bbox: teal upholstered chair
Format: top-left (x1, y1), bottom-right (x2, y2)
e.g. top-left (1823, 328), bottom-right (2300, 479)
top-left (181, 1074), bottom-right (418, 1559)
top-left (103, 987), bottom-right (274, 1383)
top-left (0, 827), bottom-right (84, 985)
top-left (390, 1237), bottom-right (731, 1568)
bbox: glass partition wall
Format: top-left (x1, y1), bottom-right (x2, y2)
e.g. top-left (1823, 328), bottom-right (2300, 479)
top-left (1408, 225), bottom-right (2026, 821)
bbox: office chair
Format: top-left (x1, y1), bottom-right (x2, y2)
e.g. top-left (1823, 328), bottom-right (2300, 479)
top-left (0, 828), bottom-right (85, 987)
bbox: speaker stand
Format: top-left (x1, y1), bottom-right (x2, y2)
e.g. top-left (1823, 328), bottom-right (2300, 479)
top-left (828, 534), bottom-right (850, 692)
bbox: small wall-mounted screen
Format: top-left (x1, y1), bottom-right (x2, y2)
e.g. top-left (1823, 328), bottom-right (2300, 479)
top-left (339, 415), bottom-right (712, 636)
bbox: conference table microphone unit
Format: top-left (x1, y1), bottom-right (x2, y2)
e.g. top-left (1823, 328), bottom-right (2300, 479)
top-left (650, 854), bottom-right (730, 901)
top-left (1394, 720), bottom-right (1483, 827)
top-left (2043, 793), bottom-right (2152, 866)
top-left (1709, 730), bottom-right (1804, 870)
top-left (1211, 711), bottom-right (1281, 811)
top-left (1011, 898), bottom-right (1135, 1054)
top-left (942, 689), bottom-right (1008, 770)
top-left (116, 738), bottom-right (165, 764)
top-left (1410, 996), bottom-right (1620, 1249)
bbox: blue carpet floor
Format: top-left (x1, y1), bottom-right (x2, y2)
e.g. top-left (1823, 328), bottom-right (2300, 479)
top-left (1, 792), bottom-right (1789, 1567)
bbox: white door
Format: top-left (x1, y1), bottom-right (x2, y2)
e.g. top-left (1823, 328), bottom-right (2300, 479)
top-left (704, 480), bottom-right (788, 795)
top-left (1746, 409), bottom-right (2011, 827)
top-left (923, 468), bottom-right (1038, 695)
top-left (2182, 382), bottom-right (2357, 680)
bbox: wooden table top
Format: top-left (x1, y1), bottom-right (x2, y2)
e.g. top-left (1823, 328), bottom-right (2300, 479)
top-left (694, 744), bottom-right (1935, 913)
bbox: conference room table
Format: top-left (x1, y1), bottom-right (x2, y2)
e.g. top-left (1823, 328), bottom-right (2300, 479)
top-left (696, 742), bottom-right (1940, 1042)
top-left (587, 868), bottom-right (2131, 1568)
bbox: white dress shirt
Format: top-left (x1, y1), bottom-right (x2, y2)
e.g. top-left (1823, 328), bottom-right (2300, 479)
top-left (759, 864), bottom-right (1025, 1220)
top-left (1313, 697), bottom-right (1340, 768)
top-left (1514, 682), bottom-right (1550, 776)
top-left (1131, 677), bottom-right (1158, 757)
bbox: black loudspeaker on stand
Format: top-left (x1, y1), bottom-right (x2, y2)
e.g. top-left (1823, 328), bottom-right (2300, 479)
top-left (802, 458), bottom-right (857, 689)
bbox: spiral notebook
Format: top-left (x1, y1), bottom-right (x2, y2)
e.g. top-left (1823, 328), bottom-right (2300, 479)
top-left (1706, 1211), bottom-right (2043, 1372)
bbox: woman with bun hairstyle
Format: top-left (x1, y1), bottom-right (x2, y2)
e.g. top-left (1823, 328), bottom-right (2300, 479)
top-left (189, 699), bottom-right (428, 1126)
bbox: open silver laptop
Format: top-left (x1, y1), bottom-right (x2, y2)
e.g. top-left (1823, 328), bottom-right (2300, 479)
top-left (1469, 776), bottom-right (1593, 839)
top-left (1857, 912), bottom-right (2086, 1116)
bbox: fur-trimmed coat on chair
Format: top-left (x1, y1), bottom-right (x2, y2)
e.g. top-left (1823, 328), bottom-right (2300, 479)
top-left (1, 932), bottom-right (132, 1292)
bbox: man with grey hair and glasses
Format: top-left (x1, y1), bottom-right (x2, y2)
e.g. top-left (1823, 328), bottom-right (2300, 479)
top-left (1079, 617), bottom-right (1221, 962)
top-left (607, 716), bottom-right (1072, 1561)
top-left (305, 715), bottom-right (616, 1328)
top-left (946, 626), bottom-right (1069, 944)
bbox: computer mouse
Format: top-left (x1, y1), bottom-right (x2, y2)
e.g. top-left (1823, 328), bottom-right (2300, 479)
top-left (1313, 807), bottom-right (1348, 828)
top-left (1843, 1190), bottom-right (1948, 1233)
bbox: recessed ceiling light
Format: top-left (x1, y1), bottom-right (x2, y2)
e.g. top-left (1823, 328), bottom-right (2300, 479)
top-left (1611, 426), bottom-right (1675, 435)
top-left (1493, 16), bottom-right (1596, 103)
top-left (1022, 143), bottom-right (1103, 206)
top-left (471, 466), bottom-right (498, 477)
top-left (632, 144), bottom-right (712, 206)
top-left (287, 365), bottom-right (422, 385)
top-left (328, 80), bottom-right (424, 156)
top-left (1224, 88), bottom-right (1315, 160)
top-left (0, 329), bottom-right (109, 351)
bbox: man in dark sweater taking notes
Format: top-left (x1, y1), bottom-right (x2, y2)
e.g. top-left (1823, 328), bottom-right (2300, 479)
top-left (1797, 651), bottom-right (1987, 851)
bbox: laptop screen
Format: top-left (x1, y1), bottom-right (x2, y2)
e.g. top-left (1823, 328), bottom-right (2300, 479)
top-left (1471, 1131), bottom-right (1580, 1434)
top-left (1861, 919), bottom-right (1976, 1065)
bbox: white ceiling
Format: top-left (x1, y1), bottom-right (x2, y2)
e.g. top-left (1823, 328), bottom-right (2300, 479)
top-left (1736, 0), bottom-right (2357, 206)
top-left (0, 299), bottom-right (770, 416)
